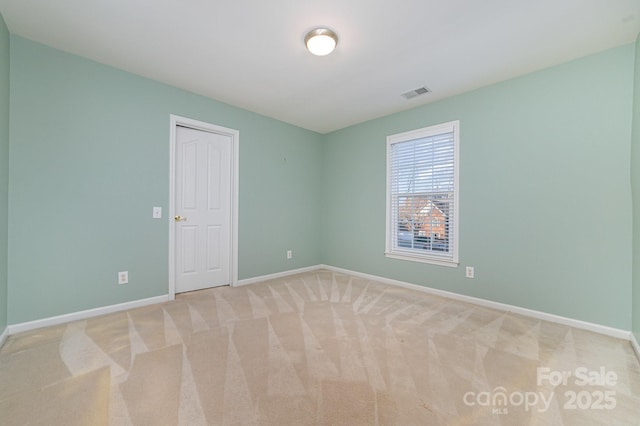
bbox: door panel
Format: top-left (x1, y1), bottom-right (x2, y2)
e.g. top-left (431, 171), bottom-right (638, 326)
top-left (182, 142), bottom-right (198, 209)
top-left (207, 225), bottom-right (222, 271)
top-left (208, 146), bottom-right (222, 210)
top-left (182, 226), bottom-right (198, 274)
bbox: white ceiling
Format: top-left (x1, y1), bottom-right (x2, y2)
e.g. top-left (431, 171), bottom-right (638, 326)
top-left (1, 1), bottom-right (639, 134)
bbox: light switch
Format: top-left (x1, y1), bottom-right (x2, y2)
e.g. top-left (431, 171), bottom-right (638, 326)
top-left (152, 207), bottom-right (162, 219)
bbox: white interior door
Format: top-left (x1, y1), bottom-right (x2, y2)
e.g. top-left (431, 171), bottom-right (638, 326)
top-left (175, 125), bottom-right (231, 293)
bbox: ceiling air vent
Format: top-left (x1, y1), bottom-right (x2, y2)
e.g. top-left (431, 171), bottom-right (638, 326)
top-left (401, 86), bottom-right (431, 100)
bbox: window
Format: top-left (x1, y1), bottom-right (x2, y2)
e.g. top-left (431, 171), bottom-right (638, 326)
top-left (385, 120), bottom-right (459, 266)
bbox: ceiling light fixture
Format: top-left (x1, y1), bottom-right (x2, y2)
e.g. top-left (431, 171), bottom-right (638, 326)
top-left (304, 28), bottom-right (338, 56)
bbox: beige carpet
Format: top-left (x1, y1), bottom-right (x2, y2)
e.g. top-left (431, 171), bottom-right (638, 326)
top-left (1, 269), bottom-right (639, 425)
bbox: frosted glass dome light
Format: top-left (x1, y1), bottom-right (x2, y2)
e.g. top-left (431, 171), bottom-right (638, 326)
top-left (305, 28), bottom-right (338, 56)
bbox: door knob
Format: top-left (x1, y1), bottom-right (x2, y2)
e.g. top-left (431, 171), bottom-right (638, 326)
top-left (174, 215), bottom-right (187, 222)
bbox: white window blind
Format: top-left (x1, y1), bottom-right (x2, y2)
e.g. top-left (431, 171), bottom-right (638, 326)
top-left (386, 121), bottom-right (459, 266)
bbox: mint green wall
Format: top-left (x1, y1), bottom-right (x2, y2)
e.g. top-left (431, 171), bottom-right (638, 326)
top-left (632, 33), bottom-right (640, 343)
top-left (322, 45), bottom-right (634, 330)
top-left (3, 34), bottom-right (638, 331)
top-left (8, 36), bottom-right (322, 324)
top-left (0, 15), bottom-right (9, 332)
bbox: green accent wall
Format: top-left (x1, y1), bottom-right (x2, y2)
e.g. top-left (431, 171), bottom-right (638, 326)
top-left (8, 36), bottom-right (322, 324)
top-left (322, 45), bottom-right (634, 330)
top-left (632, 32), bottom-right (640, 343)
top-left (0, 14), bottom-right (9, 333)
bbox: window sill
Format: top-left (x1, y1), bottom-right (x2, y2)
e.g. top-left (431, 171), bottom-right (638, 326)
top-left (385, 251), bottom-right (459, 268)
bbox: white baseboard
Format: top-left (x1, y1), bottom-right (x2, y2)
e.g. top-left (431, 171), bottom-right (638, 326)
top-left (631, 332), bottom-right (640, 362)
top-left (0, 326), bottom-right (8, 348)
top-left (1, 264), bottom-right (636, 354)
top-left (7, 295), bottom-right (170, 335)
top-left (320, 265), bottom-right (631, 341)
top-left (236, 264), bottom-right (324, 287)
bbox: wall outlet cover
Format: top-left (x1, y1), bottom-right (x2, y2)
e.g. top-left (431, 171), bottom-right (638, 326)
top-left (465, 266), bottom-right (474, 279)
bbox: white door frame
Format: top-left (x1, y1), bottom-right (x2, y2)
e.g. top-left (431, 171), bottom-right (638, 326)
top-left (168, 114), bottom-right (239, 299)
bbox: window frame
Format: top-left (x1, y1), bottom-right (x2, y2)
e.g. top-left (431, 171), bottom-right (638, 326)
top-left (385, 120), bottom-right (460, 267)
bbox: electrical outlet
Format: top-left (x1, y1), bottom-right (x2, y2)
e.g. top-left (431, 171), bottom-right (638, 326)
top-left (287, 250), bottom-right (292, 259)
top-left (465, 266), bottom-right (474, 279)
top-left (118, 271), bottom-right (129, 285)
